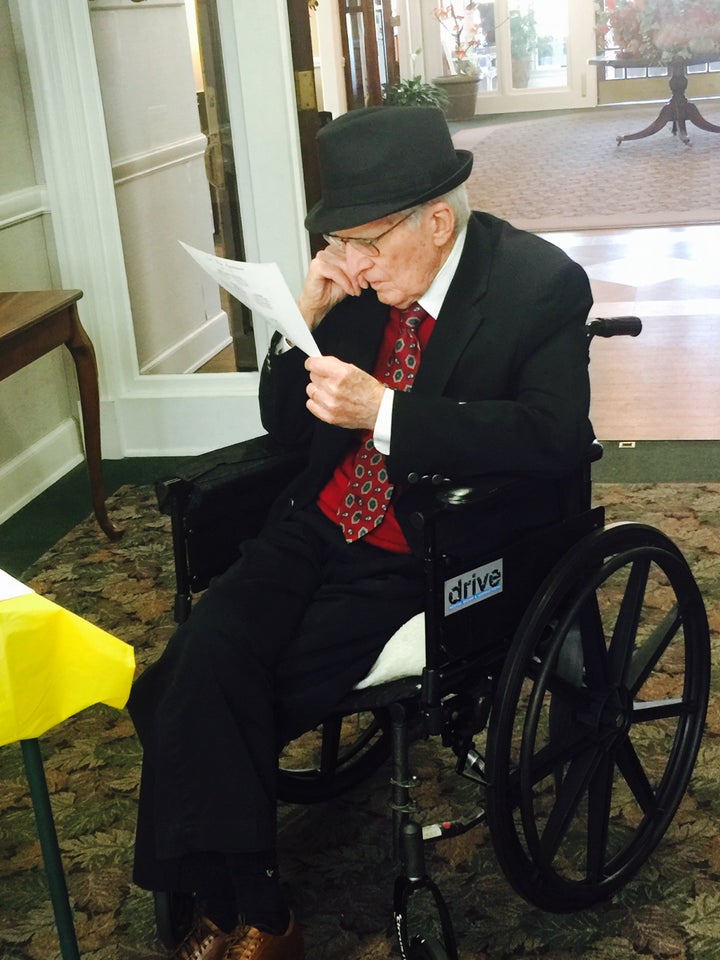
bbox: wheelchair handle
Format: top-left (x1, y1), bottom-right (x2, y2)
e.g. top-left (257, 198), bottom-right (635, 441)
top-left (586, 316), bottom-right (642, 339)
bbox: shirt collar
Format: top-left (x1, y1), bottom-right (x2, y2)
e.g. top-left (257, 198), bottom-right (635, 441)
top-left (417, 225), bottom-right (467, 320)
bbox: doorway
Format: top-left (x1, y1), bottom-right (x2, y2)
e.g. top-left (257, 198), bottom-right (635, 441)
top-left (339, 0), bottom-right (399, 108)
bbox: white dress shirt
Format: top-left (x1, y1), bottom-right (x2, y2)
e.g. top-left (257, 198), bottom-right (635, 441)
top-left (373, 225), bottom-right (466, 454)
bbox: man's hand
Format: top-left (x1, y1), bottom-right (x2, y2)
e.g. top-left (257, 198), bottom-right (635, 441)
top-left (297, 244), bottom-right (371, 331)
top-left (305, 355), bottom-right (385, 430)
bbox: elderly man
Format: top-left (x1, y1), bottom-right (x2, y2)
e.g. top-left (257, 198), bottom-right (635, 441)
top-left (128, 106), bottom-right (594, 960)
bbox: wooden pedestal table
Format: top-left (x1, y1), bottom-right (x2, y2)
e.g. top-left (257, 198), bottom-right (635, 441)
top-left (0, 568), bottom-right (135, 959)
top-left (590, 54), bottom-right (720, 145)
top-left (0, 290), bottom-right (123, 540)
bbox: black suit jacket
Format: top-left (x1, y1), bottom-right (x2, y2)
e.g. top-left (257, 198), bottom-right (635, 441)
top-left (259, 212), bottom-right (595, 551)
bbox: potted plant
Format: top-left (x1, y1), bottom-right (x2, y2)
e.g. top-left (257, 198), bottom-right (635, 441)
top-left (382, 76), bottom-right (450, 110)
top-left (509, 9), bottom-right (538, 87)
top-left (432, 4), bottom-right (484, 119)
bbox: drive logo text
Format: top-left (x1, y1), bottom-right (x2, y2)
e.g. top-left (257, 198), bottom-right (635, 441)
top-left (444, 559), bottom-right (503, 615)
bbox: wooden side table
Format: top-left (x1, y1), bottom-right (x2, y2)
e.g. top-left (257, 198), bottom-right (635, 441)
top-left (0, 290), bottom-right (123, 540)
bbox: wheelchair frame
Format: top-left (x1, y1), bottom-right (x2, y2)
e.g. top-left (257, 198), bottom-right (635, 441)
top-left (152, 317), bottom-right (710, 960)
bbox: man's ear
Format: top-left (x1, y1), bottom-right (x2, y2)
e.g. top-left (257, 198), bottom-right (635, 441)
top-left (428, 202), bottom-right (456, 247)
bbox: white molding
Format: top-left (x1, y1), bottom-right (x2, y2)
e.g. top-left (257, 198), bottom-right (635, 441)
top-left (112, 134), bottom-right (208, 186)
top-left (0, 419), bottom-right (84, 524)
top-left (110, 387), bottom-right (265, 457)
top-left (218, 0), bottom-right (310, 362)
top-left (140, 308), bottom-right (231, 375)
top-left (0, 185), bottom-right (49, 230)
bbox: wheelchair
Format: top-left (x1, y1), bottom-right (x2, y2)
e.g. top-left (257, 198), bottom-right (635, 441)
top-left (152, 316), bottom-right (710, 960)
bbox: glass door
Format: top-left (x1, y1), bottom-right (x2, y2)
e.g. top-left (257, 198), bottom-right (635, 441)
top-left (442, 0), bottom-right (597, 114)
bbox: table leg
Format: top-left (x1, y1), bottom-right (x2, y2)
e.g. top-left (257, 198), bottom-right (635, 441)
top-left (66, 310), bottom-right (123, 541)
top-left (616, 100), bottom-right (676, 144)
top-left (617, 60), bottom-right (720, 146)
top-left (685, 99), bottom-right (720, 134)
top-left (21, 739), bottom-right (81, 960)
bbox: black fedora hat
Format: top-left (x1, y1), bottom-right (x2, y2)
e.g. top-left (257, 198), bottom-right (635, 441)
top-left (305, 106), bottom-right (473, 234)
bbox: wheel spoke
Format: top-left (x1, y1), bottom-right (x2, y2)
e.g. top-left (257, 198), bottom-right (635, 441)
top-left (522, 725), bottom-right (590, 787)
top-left (578, 593), bottom-right (608, 687)
top-left (632, 697), bottom-right (685, 722)
top-left (628, 606), bottom-right (682, 695)
top-left (539, 747), bottom-right (602, 863)
top-left (614, 735), bottom-right (656, 814)
top-left (586, 754), bottom-right (615, 882)
top-left (608, 558), bottom-right (650, 686)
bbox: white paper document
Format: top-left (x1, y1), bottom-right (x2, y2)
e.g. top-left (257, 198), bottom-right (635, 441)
top-left (180, 242), bottom-right (320, 357)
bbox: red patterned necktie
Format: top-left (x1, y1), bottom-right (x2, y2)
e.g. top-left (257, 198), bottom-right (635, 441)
top-left (339, 302), bottom-right (428, 542)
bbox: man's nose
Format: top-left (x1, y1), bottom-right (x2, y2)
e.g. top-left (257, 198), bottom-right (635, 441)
top-left (344, 244), bottom-right (374, 273)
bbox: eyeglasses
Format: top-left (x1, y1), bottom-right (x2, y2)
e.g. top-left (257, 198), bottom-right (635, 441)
top-left (323, 209), bottom-right (417, 257)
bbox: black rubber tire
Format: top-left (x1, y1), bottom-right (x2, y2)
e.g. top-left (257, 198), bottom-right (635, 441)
top-left (485, 522), bottom-right (710, 912)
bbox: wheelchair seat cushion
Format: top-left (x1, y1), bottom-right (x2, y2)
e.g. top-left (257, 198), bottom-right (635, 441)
top-left (353, 612), bottom-right (425, 689)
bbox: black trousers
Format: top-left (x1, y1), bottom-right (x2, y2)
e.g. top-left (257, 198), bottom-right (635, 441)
top-left (129, 505), bottom-right (424, 893)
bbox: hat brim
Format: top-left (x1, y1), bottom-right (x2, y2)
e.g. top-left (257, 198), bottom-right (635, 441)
top-left (305, 149), bottom-right (474, 234)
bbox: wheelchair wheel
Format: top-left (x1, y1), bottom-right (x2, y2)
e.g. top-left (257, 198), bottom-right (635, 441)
top-left (485, 522), bottom-right (710, 912)
top-left (277, 709), bottom-right (391, 803)
top-left (154, 889), bottom-right (195, 949)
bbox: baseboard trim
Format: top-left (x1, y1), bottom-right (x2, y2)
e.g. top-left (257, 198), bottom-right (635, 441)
top-left (139, 309), bottom-right (232, 376)
top-left (0, 419), bottom-right (84, 525)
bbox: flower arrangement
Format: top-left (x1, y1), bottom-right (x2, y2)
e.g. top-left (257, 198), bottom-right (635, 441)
top-left (595, 0), bottom-right (720, 63)
top-left (434, 3), bottom-right (484, 75)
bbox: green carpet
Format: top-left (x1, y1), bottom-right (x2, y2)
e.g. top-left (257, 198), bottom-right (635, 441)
top-left (0, 477), bottom-right (718, 960)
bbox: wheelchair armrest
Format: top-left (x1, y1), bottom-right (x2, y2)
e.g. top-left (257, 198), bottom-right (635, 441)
top-left (429, 439), bottom-right (604, 512)
top-left (156, 433), bottom-right (307, 516)
top-left (407, 474), bottom-right (543, 535)
top-left (405, 440), bottom-right (603, 556)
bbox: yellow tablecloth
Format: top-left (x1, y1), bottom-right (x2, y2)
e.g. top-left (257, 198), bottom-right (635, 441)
top-left (0, 570), bottom-right (135, 747)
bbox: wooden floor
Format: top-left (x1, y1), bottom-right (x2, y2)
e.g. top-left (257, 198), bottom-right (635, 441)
top-left (547, 224), bottom-right (720, 441)
top-left (200, 224), bottom-right (720, 441)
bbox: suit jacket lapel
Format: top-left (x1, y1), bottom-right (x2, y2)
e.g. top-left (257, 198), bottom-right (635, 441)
top-left (413, 214), bottom-right (493, 396)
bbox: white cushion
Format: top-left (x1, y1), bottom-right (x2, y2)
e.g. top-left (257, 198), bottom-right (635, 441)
top-left (353, 612), bottom-right (425, 689)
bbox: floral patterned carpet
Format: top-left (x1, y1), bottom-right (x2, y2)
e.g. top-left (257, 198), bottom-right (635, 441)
top-left (1, 481), bottom-right (718, 960)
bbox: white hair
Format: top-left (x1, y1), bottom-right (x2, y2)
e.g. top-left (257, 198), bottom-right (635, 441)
top-left (405, 184), bottom-right (471, 238)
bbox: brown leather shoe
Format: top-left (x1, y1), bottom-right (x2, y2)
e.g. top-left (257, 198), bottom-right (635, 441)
top-left (223, 914), bottom-right (305, 960)
top-left (171, 915), bottom-right (230, 960)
